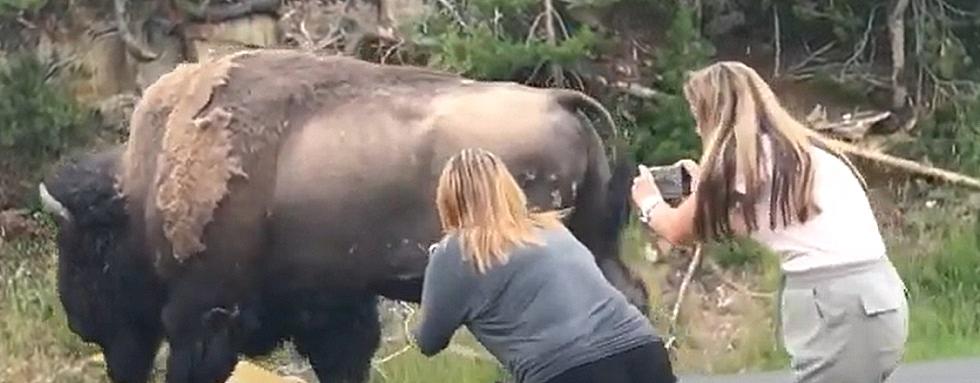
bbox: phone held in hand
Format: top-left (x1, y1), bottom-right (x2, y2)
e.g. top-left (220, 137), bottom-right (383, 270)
top-left (646, 163), bottom-right (692, 201)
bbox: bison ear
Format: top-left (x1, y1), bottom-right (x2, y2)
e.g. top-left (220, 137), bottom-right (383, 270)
top-left (202, 306), bottom-right (241, 332)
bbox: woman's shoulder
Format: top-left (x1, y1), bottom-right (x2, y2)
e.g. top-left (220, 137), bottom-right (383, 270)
top-left (535, 224), bottom-right (575, 243)
top-left (429, 234), bottom-right (463, 262)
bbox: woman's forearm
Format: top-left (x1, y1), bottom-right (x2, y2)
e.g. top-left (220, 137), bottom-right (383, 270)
top-left (643, 197), bottom-right (698, 246)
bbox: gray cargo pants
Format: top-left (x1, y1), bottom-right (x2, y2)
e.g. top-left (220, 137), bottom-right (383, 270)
top-left (779, 258), bottom-right (909, 383)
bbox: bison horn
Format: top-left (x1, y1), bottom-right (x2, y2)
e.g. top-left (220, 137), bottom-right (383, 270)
top-left (38, 183), bottom-right (72, 221)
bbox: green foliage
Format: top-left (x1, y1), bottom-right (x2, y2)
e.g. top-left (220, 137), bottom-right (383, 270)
top-left (0, 224), bottom-right (104, 382)
top-left (0, 0), bottom-right (47, 15)
top-left (784, 0), bottom-right (885, 45)
top-left (413, 0), bottom-right (600, 81)
top-left (0, 53), bottom-right (94, 165)
top-left (707, 237), bottom-right (774, 270)
top-left (900, 92), bottom-right (980, 175)
top-left (627, 4), bottom-right (713, 165)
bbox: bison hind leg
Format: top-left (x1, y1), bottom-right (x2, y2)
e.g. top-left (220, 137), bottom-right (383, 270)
top-left (291, 295), bottom-right (381, 383)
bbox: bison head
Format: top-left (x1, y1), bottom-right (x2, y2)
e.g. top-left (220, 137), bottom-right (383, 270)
top-left (40, 147), bottom-right (164, 382)
top-left (160, 276), bottom-right (249, 383)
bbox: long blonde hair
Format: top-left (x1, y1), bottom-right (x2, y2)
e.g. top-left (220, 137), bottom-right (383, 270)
top-left (436, 148), bottom-right (564, 273)
top-left (683, 61), bottom-right (864, 239)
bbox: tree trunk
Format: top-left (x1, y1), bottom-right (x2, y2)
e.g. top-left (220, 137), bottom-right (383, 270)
top-left (888, 0), bottom-right (910, 110)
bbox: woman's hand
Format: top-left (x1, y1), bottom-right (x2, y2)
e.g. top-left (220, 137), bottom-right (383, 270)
top-left (632, 160), bottom-right (700, 246)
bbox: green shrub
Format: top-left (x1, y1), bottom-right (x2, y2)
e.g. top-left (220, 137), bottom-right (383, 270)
top-left (627, 4), bottom-right (713, 165)
top-left (0, 52), bottom-right (94, 165)
top-left (901, 92), bottom-right (980, 175)
top-left (0, 0), bottom-right (47, 15)
top-left (412, 0), bottom-right (600, 82)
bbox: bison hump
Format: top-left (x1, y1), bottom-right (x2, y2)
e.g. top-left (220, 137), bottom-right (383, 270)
top-left (154, 53), bottom-right (243, 261)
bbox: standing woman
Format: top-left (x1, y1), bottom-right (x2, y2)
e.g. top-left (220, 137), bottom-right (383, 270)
top-left (631, 61), bottom-right (908, 383)
top-left (412, 148), bottom-right (676, 383)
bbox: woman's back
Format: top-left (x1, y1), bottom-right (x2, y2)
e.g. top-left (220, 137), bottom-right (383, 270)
top-left (747, 138), bottom-right (887, 272)
top-left (418, 226), bottom-right (659, 383)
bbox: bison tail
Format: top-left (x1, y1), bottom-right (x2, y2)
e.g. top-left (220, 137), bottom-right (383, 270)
top-left (552, 88), bottom-right (633, 246)
top-left (603, 145), bottom-right (634, 246)
top-left (552, 89), bottom-right (621, 141)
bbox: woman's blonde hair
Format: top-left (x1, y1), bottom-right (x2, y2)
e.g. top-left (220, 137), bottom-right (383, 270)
top-left (683, 61), bottom-right (864, 239)
top-left (436, 148), bottom-right (564, 273)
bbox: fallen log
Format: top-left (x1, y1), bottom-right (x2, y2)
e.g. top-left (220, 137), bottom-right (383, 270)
top-left (803, 104), bottom-right (980, 190)
top-left (820, 136), bottom-right (980, 191)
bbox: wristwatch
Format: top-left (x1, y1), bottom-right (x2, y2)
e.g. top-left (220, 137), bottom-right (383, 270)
top-left (638, 196), bottom-right (663, 224)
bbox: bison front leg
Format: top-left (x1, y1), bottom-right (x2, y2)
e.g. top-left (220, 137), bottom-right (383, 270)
top-left (103, 327), bottom-right (162, 383)
top-left (291, 295), bottom-right (381, 383)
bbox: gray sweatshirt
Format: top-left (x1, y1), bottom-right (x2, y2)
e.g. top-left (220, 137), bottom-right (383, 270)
top-left (412, 226), bottom-right (660, 383)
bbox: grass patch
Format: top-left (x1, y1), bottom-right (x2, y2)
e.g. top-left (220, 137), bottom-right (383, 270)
top-left (0, 219), bottom-right (104, 382)
top-left (370, 337), bottom-right (504, 383)
top-left (893, 212), bottom-right (980, 362)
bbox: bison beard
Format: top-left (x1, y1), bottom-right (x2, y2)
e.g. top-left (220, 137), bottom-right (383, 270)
top-left (41, 50), bottom-right (645, 383)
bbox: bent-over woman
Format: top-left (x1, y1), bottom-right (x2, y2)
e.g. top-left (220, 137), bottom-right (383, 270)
top-left (412, 148), bottom-right (676, 383)
top-left (631, 61), bottom-right (908, 383)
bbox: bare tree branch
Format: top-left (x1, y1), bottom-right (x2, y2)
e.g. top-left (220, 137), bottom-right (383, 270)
top-left (434, 0), bottom-right (468, 28)
top-left (787, 41), bottom-right (836, 74)
top-left (543, 0), bottom-right (564, 86)
top-left (114, 0), bottom-right (158, 61)
top-left (841, 7), bottom-right (879, 77)
top-left (772, 5), bottom-right (781, 78)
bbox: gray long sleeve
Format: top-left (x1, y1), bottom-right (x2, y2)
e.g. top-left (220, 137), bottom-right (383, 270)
top-left (412, 227), bottom-right (660, 383)
top-left (413, 238), bottom-right (475, 356)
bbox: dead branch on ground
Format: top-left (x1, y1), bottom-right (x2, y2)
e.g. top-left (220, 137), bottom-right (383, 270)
top-left (806, 105), bottom-right (892, 141)
top-left (821, 135), bottom-right (980, 191)
top-left (665, 245), bottom-right (703, 351)
top-left (704, 259), bottom-right (774, 300)
top-left (804, 106), bottom-right (980, 189)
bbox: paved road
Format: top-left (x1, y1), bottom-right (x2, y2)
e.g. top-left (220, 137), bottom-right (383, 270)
top-left (679, 358), bottom-right (980, 383)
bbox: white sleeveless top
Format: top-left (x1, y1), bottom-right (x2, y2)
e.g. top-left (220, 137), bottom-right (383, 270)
top-left (735, 136), bottom-right (887, 273)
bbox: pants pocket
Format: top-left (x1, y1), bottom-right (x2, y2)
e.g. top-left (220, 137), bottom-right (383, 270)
top-left (858, 271), bottom-right (906, 317)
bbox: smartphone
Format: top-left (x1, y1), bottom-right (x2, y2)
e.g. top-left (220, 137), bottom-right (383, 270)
top-left (644, 164), bottom-right (692, 201)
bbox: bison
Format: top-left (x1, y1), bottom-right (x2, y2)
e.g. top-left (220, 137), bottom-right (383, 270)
top-left (39, 50), bottom-right (647, 383)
